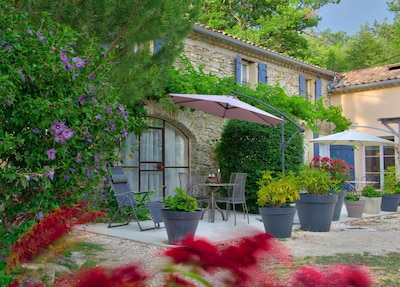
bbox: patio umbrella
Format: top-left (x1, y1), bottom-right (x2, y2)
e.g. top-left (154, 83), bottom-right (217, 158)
top-left (170, 94), bottom-right (284, 126)
top-left (310, 129), bottom-right (395, 146)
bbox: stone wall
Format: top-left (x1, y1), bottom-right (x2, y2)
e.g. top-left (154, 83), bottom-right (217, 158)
top-left (147, 26), bottom-right (337, 171)
top-left (145, 101), bottom-right (227, 172)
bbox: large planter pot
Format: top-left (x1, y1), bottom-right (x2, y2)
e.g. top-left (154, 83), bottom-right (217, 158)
top-left (381, 194), bottom-right (400, 212)
top-left (161, 209), bottom-right (203, 245)
top-left (331, 189), bottom-right (347, 221)
top-left (295, 194), bottom-right (338, 232)
top-left (258, 206), bottom-right (296, 238)
top-left (344, 199), bottom-right (366, 218)
top-left (361, 197), bottom-right (382, 214)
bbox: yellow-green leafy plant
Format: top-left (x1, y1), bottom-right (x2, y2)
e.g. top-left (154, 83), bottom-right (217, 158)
top-left (257, 171), bottom-right (300, 208)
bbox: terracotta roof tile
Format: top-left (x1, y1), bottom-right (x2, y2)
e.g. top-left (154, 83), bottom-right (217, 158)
top-left (331, 63), bottom-right (400, 89)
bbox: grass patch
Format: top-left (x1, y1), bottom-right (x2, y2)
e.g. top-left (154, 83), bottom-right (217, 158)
top-left (62, 241), bottom-right (106, 269)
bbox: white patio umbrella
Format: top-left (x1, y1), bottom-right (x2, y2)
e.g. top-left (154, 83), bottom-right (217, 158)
top-left (310, 129), bottom-right (395, 146)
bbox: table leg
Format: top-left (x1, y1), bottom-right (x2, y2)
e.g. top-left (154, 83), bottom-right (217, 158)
top-left (210, 187), bottom-right (225, 223)
top-left (210, 189), bottom-right (215, 223)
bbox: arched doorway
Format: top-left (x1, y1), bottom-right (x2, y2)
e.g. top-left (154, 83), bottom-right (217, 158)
top-left (122, 118), bottom-right (189, 200)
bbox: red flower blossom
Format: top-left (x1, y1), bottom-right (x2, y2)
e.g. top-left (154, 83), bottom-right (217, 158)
top-left (310, 156), bottom-right (353, 184)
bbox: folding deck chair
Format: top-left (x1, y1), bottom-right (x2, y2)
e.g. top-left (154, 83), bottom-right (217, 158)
top-left (107, 167), bottom-right (164, 231)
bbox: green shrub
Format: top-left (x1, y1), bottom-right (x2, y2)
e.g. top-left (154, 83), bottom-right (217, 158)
top-left (361, 186), bottom-right (381, 198)
top-left (216, 120), bottom-right (303, 213)
top-left (163, 187), bottom-right (198, 212)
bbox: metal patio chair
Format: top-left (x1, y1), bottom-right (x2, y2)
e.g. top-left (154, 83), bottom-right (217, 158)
top-left (107, 167), bottom-right (164, 231)
top-left (216, 172), bottom-right (249, 225)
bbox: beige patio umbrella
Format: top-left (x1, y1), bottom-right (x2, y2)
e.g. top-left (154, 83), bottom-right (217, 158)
top-left (170, 94), bottom-right (284, 126)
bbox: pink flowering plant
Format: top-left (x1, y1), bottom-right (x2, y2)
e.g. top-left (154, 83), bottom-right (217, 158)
top-left (0, 1), bottom-right (140, 244)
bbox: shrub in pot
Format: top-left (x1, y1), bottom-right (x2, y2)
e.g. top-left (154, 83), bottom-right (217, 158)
top-left (256, 171), bottom-right (300, 238)
top-left (309, 157), bottom-right (353, 221)
top-left (161, 187), bottom-right (202, 245)
top-left (295, 164), bottom-right (339, 232)
top-left (361, 185), bottom-right (382, 214)
top-left (381, 166), bottom-right (400, 211)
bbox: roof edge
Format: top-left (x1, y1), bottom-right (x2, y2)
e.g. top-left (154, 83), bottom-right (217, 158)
top-left (328, 78), bottom-right (400, 93)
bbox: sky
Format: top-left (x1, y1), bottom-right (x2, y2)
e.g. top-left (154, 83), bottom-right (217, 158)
top-left (317, 0), bottom-right (394, 35)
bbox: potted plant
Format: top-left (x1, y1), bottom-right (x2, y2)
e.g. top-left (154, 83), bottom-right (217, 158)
top-left (360, 185), bottom-right (382, 214)
top-left (256, 170), bottom-right (300, 238)
top-left (344, 193), bottom-right (366, 218)
top-left (309, 156), bottom-right (353, 221)
top-left (381, 166), bottom-right (400, 212)
top-left (161, 187), bottom-right (202, 245)
top-left (295, 161), bottom-right (340, 232)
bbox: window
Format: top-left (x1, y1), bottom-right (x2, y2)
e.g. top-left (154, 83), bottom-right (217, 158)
top-left (241, 60), bottom-right (249, 84)
top-left (365, 143), bottom-right (395, 189)
top-left (123, 118), bottom-right (189, 200)
top-left (299, 76), bottom-right (321, 101)
top-left (235, 55), bottom-right (266, 85)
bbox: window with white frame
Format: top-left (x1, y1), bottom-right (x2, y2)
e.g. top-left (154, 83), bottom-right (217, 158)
top-left (364, 143), bottom-right (395, 189)
top-left (235, 55), bottom-right (257, 85)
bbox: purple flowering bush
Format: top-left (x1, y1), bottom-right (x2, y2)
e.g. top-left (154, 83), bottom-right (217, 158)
top-left (0, 1), bottom-right (138, 242)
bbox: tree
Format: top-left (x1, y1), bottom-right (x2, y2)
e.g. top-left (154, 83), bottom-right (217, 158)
top-left (198, 0), bottom-right (340, 58)
top-left (14, 0), bottom-right (202, 109)
top-left (0, 1), bottom-right (136, 241)
top-left (304, 29), bottom-right (351, 71)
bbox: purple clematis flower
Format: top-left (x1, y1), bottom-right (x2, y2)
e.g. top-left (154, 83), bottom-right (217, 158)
top-left (55, 133), bottom-right (66, 144)
top-left (62, 129), bottom-right (74, 140)
top-left (46, 148), bottom-right (56, 160)
top-left (48, 170), bottom-right (55, 180)
top-left (50, 121), bottom-right (66, 134)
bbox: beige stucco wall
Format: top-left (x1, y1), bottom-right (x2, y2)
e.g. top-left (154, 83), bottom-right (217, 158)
top-left (330, 85), bottom-right (400, 181)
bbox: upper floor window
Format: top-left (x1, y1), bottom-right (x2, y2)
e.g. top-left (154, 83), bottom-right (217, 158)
top-left (299, 75), bottom-right (322, 101)
top-left (236, 55), bottom-right (267, 85)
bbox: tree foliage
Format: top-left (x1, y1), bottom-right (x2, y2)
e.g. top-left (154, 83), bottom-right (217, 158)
top-left (198, 0), bottom-right (340, 58)
top-left (14, 0), bottom-right (202, 108)
top-left (0, 1), bottom-right (135, 242)
top-left (305, 1), bottom-right (400, 71)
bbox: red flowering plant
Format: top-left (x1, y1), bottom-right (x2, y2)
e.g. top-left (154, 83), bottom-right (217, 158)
top-left (4, 206), bottom-right (373, 286)
top-left (309, 156), bottom-right (353, 192)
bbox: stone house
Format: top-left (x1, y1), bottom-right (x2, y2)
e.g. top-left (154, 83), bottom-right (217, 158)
top-left (329, 63), bottom-right (400, 189)
top-left (123, 24), bottom-right (339, 197)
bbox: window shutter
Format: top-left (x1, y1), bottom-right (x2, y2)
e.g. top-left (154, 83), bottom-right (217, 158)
top-left (154, 39), bottom-right (164, 53)
top-left (258, 62), bottom-right (267, 84)
top-left (315, 79), bottom-right (322, 100)
top-left (235, 55), bottom-right (242, 83)
top-left (313, 132), bottom-right (319, 157)
top-left (299, 75), bottom-right (306, 95)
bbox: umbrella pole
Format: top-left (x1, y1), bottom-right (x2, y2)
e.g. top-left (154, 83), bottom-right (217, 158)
top-left (281, 120), bottom-right (285, 171)
top-left (229, 91), bottom-right (305, 172)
